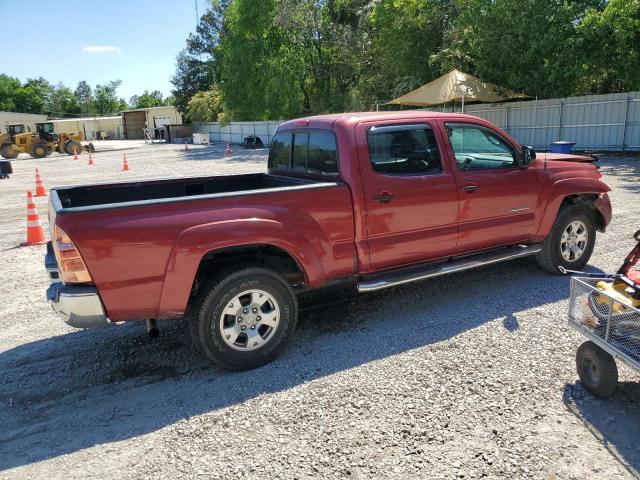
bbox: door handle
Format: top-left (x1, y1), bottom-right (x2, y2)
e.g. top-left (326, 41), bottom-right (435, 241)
top-left (373, 191), bottom-right (394, 203)
top-left (462, 183), bottom-right (479, 192)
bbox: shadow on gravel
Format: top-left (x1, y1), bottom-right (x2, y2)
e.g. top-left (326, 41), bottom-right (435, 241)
top-left (0, 259), bottom-right (576, 470)
top-left (176, 145), bottom-right (268, 164)
top-left (563, 381), bottom-right (640, 478)
top-left (598, 157), bottom-right (640, 195)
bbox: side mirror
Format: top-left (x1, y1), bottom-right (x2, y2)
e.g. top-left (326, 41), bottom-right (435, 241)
top-left (520, 145), bottom-right (536, 166)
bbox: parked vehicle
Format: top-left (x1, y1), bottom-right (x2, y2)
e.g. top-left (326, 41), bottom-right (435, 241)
top-left (44, 111), bottom-right (612, 370)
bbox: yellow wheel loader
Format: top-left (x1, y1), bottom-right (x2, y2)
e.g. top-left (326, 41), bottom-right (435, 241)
top-left (0, 132), bottom-right (20, 159)
top-left (3, 124), bottom-right (50, 158)
top-left (35, 122), bottom-right (95, 155)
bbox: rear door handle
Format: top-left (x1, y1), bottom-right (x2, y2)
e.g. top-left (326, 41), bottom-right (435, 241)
top-left (462, 183), bottom-right (479, 192)
top-left (373, 191), bottom-right (394, 203)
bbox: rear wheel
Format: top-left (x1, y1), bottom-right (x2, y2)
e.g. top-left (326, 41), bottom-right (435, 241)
top-left (576, 341), bottom-right (618, 398)
top-left (0, 144), bottom-right (19, 159)
top-left (189, 267), bottom-right (298, 370)
top-left (30, 142), bottom-right (47, 158)
top-left (536, 205), bottom-right (596, 273)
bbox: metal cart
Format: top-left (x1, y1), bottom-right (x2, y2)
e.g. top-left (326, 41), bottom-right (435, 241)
top-left (568, 276), bottom-right (640, 397)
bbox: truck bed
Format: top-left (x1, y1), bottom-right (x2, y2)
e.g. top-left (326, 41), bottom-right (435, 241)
top-left (52, 173), bottom-right (326, 211)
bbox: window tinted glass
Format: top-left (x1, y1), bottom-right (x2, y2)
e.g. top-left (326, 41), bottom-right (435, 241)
top-left (446, 124), bottom-right (516, 170)
top-left (307, 130), bottom-right (338, 176)
top-left (268, 132), bottom-right (291, 170)
top-left (367, 126), bottom-right (442, 175)
top-left (292, 132), bottom-right (308, 171)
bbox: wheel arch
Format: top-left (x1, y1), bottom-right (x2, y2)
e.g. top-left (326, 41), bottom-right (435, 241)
top-left (537, 178), bottom-right (610, 239)
top-left (156, 217), bottom-right (327, 318)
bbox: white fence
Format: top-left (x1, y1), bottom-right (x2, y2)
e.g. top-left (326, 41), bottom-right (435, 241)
top-left (447, 91), bottom-right (640, 151)
top-left (193, 121), bottom-right (281, 147)
top-left (193, 91), bottom-right (640, 151)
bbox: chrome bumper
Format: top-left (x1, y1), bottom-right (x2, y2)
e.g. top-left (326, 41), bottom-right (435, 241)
top-left (45, 242), bottom-right (110, 329)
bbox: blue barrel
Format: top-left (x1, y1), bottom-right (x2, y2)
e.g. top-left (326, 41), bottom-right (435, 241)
top-left (550, 141), bottom-right (576, 154)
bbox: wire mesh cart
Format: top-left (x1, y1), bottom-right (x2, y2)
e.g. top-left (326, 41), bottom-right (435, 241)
top-left (568, 276), bottom-right (640, 397)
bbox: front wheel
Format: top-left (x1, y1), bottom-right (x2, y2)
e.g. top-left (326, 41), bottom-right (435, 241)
top-left (536, 205), bottom-right (596, 274)
top-left (189, 267), bottom-right (298, 370)
top-left (576, 341), bottom-right (618, 398)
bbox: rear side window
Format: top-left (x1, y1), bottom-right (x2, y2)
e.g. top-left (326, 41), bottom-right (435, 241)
top-left (268, 132), bottom-right (292, 170)
top-left (367, 125), bottom-right (442, 175)
top-left (308, 130), bottom-right (338, 176)
top-left (268, 129), bottom-right (338, 176)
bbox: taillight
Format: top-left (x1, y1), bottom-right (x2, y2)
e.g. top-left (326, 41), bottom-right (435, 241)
top-left (53, 225), bottom-right (92, 283)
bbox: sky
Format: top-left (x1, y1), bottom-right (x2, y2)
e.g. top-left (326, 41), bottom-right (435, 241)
top-left (0, 0), bottom-right (206, 101)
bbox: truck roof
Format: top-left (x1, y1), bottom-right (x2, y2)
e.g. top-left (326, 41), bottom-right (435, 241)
top-left (278, 111), bottom-right (481, 130)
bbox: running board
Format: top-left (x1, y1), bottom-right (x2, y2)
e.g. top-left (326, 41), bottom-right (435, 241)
top-left (357, 244), bottom-right (542, 293)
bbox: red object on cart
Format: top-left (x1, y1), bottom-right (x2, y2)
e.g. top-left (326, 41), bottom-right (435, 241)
top-left (618, 230), bottom-right (640, 284)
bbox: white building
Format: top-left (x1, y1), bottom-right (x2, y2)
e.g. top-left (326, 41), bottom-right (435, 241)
top-left (121, 106), bottom-right (182, 139)
top-left (0, 111), bottom-right (48, 133)
top-left (50, 116), bottom-right (124, 140)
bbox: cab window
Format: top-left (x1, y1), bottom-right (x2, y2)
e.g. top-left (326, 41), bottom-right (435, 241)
top-left (367, 125), bottom-right (442, 175)
top-left (446, 124), bottom-right (516, 170)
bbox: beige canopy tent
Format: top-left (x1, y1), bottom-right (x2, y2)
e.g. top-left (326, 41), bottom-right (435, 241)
top-left (386, 69), bottom-right (527, 112)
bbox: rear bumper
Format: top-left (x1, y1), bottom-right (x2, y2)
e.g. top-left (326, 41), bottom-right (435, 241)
top-left (45, 241), bottom-right (110, 329)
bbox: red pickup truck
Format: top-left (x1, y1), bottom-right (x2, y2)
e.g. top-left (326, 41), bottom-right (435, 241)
top-left (45, 112), bottom-right (611, 370)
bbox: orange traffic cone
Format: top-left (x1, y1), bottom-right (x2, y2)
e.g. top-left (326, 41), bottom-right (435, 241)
top-left (122, 153), bottom-right (130, 171)
top-left (184, 141), bottom-right (189, 151)
top-left (35, 169), bottom-right (47, 197)
top-left (225, 143), bottom-right (231, 156)
top-left (24, 191), bottom-right (46, 245)
top-left (73, 144), bottom-right (79, 160)
top-left (88, 151), bottom-right (94, 165)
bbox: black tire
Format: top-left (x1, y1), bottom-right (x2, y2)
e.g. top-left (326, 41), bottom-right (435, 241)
top-left (0, 144), bottom-right (19, 159)
top-left (536, 205), bottom-right (596, 274)
top-left (66, 140), bottom-right (82, 156)
top-left (576, 341), bottom-right (618, 398)
top-left (30, 142), bottom-right (47, 158)
top-left (189, 267), bottom-right (298, 371)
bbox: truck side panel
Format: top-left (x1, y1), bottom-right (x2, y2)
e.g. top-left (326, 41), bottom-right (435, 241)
top-left (57, 185), bottom-right (355, 321)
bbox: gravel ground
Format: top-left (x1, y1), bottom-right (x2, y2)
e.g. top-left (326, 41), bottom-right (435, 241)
top-left (0, 145), bottom-right (638, 479)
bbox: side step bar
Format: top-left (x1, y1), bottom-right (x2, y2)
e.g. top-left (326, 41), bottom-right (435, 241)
top-left (357, 244), bottom-right (542, 293)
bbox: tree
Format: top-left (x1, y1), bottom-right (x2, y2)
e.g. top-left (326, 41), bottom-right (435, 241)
top-left (74, 81), bottom-right (93, 115)
top-left (367, 0), bottom-right (456, 102)
top-left (48, 83), bottom-right (81, 117)
top-left (129, 90), bottom-right (166, 109)
top-left (441, 0), bottom-right (601, 98)
top-left (187, 88), bottom-right (223, 122)
top-left (171, 1), bottom-right (228, 115)
top-left (219, 0), bottom-right (309, 120)
top-left (577, 0), bottom-right (640, 93)
top-left (0, 74), bottom-right (21, 111)
top-left (93, 80), bottom-right (125, 114)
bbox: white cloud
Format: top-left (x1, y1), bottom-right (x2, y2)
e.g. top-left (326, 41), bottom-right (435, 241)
top-left (82, 45), bottom-right (122, 53)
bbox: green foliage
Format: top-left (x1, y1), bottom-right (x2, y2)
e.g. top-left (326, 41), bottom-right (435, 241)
top-left (129, 90), bottom-right (168, 109)
top-left (74, 81), bottom-right (93, 115)
top-left (187, 88), bottom-right (223, 122)
top-left (171, 0), bottom-right (639, 121)
top-left (93, 80), bottom-right (126, 115)
top-left (219, 0), bottom-right (308, 120)
top-left (48, 83), bottom-right (81, 117)
top-left (577, 0), bottom-right (640, 93)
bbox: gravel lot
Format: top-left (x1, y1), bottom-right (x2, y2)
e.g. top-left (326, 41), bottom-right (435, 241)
top-left (0, 144), bottom-right (638, 479)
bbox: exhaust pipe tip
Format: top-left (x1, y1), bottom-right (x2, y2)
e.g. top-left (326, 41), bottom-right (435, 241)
top-left (146, 318), bottom-right (159, 338)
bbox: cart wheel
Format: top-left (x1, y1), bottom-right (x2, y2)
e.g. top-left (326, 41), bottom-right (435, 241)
top-left (576, 341), bottom-right (618, 398)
